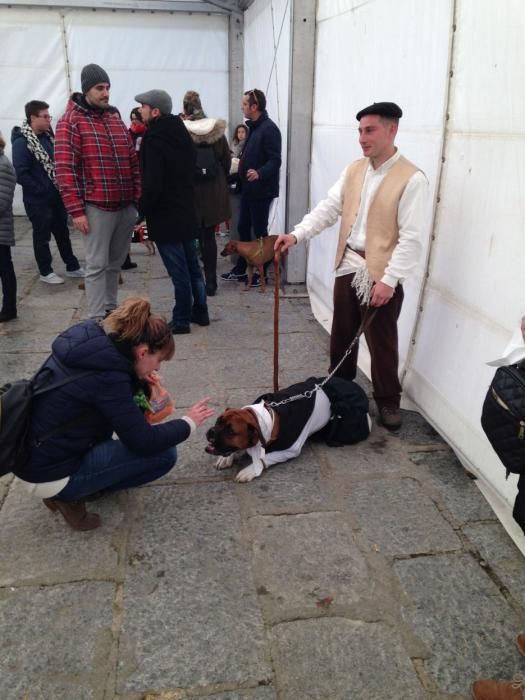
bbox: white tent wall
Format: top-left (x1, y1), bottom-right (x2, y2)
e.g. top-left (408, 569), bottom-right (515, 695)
top-left (404, 0), bottom-right (525, 516)
top-left (243, 0), bottom-right (290, 234)
top-left (0, 6), bottom-right (229, 215)
top-left (304, 0), bottom-right (525, 524)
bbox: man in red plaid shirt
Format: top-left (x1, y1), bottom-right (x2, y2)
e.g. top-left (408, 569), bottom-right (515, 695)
top-left (55, 64), bottom-right (141, 319)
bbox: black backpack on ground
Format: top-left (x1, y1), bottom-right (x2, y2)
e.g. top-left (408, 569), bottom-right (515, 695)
top-left (0, 364), bottom-right (93, 476)
top-left (480, 362), bottom-right (525, 477)
top-left (195, 143), bottom-right (219, 181)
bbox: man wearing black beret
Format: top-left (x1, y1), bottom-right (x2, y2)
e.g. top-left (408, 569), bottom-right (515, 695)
top-left (275, 101), bottom-right (428, 429)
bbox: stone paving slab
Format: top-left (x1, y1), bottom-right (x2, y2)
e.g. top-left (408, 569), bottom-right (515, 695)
top-left (237, 445), bottom-right (328, 516)
top-left (395, 552), bottom-right (524, 695)
top-left (463, 521), bottom-right (525, 607)
top-left (270, 618), bottom-right (424, 699)
top-left (249, 512), bottom-right (369, 622)
top-left (0, 479), bottom-right (124, 586)
top-left (118, 482), bottom-right (271, 694)
top-left (0, 581), bottom-right (115, 700)
top-left (343, 477), bottom-right (462, 556)
top-left (410, 450), bottom-right (497, 525)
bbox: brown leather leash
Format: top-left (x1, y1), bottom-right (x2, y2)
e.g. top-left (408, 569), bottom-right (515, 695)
top-left (273, 249), bottom-right (281, 392)
top-left (271, 256), bottom-right (378, 399)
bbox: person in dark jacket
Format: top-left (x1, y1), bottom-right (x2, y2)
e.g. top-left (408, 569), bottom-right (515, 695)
top-left (0, 131), bottom-right (17, 322)
top-left (182, 90), bottom-right (231, 296)
top-left (221, 89), bottom-right (281, 286)
top-left (135, 89), bottom-right (209, 334)
top-left (11, 100), bottom-right (83, 285)
top-left (17, 296), bottom-right (214, 531)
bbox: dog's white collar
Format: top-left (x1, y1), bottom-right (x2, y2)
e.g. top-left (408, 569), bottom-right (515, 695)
top-left (242, 401), bottom-right (274, 477)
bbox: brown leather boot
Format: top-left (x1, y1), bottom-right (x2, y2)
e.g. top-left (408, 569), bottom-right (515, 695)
top-left (516, 633), bottom-right (525, 657)
top-left (379, 405), bottom-right (402, 430)
top-left (471, 678), bottom-right (525, 700)
top-left (43, 498), bottom-right (101, 531)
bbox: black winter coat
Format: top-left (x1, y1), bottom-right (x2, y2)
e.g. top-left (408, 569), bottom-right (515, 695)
top-left (185, 118), bottom-right (231, 228)
top-left (238, 111), bottom-right (282, 200)
top-left (18, 320), bottom-right (190, 483)
top-left (139, 114), bottom-right (198, 243)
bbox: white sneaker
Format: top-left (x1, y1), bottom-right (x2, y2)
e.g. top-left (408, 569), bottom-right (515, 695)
top-left (39, 272), bottom-right (64, 285)
top-left (65, 267), bottom-right (85, 278)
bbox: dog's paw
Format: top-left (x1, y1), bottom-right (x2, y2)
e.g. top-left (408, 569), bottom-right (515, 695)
top-left (215, 455), bottom-right (235, 470)
top-left (235, 465), bottom-right (258, 482)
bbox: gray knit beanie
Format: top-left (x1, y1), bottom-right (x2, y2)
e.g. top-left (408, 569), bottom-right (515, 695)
top-left (81, 64), bottom-right (110, 94)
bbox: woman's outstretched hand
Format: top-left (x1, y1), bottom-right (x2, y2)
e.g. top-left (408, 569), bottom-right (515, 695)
top-left (186, 398), bottom-right (215, 427)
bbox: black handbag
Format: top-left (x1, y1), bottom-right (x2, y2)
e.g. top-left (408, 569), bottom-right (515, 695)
top-left (481, 363), bottom-right (525, 476)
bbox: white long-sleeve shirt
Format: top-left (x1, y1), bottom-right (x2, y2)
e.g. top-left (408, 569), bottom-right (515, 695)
top-left (293, 150), bottom-right (428, 288)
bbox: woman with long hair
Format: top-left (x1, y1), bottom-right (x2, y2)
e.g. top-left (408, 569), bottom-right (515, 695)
top-left (16, 296), bottom-right (213, 530)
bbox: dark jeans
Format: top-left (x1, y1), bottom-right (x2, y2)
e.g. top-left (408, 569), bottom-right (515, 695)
top-left (156, 239), bottom-right (208, 326)
top-left (25, 193), bottom-right (79, 276)
top-left (198, 225), bottom-right (217, 290)
top-left (54, 439), bottom-right (177, 501)
top-left (232, 196), bottom-right (273, 274)
top-left (0, 244), bottom-right (17, 314)
top-left (330, 273), bottom-right (404, 408)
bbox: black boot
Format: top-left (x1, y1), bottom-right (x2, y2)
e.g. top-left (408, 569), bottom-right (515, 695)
top-left (0, 309), bottom-right (17, 323)
top-left (121, 254), bottom-right (138, 270)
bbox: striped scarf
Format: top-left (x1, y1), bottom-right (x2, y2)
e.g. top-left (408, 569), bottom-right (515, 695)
top-left (20, 121), bottom-right (57, 188)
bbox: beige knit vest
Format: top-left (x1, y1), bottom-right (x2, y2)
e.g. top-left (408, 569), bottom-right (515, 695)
top-left (335, 155), bottom-right (419, 282)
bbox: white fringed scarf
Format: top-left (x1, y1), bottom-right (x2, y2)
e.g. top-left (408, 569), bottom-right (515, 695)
top-left (20, 121), bottom-right (58, 188)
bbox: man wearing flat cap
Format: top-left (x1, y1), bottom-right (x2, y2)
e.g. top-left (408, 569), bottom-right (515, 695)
top-left (134, 89), bottom-right (208, 334)
top-left (275, 101), bottom-right (428, 429)
top-left (55, 63), bottom-right (141, 320)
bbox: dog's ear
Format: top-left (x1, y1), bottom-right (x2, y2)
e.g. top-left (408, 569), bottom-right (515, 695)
top-left (244, 409), bottom-right (267, 448)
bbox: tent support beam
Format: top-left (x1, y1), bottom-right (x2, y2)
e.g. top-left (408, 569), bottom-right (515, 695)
top-left (228, 11), bottom-right (244, 135)
top-left (284, 0), bottom-right (316, 284)
top-left (0, 0), bottom-right (234, 14)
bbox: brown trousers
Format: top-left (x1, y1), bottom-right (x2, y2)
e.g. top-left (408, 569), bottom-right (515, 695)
top-left (330, 273), bottom-right (404, 408)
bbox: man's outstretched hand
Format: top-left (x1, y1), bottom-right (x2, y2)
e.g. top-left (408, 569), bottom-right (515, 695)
top-left (274, 233), bottom-right (297, 254)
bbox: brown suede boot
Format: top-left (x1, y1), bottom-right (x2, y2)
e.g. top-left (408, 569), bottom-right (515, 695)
top-left (379, 405), bottom-right (402, 430)
top-left (516, 633), bottom-right (525, 657)
top-left (43, 498), bottom-right (101, 531)
top-left (471, 678), bottom-right (525, 700)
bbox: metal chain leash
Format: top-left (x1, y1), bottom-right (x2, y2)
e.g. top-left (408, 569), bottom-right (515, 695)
top-left (268, 308), bottom-right (377, 408)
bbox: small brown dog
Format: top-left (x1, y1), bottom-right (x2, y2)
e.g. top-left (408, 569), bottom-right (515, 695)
top-left (220, 235), bottom-right (279, 292)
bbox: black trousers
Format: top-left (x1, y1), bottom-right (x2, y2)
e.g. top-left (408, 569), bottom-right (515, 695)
top-left (0, 244), bottom-right (17, 314)
top-left (25, 193), bottom-right (79, 276)
top-left (330, 273), bottom-right (404, 408)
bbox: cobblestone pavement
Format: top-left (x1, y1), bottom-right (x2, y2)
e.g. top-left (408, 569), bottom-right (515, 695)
top-left (1, 219), bottom-right (525, 700)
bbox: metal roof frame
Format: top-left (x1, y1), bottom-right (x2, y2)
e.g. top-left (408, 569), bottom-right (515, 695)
top-left (0, 0), bottom-right (251, 14)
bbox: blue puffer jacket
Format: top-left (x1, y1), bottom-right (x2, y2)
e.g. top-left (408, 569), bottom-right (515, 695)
top-left (238, 111), bottom-right (281, 200)
top-left (16, 320), bottom-right (190, 483)
top-left (11, 127), bottom-right (57, 204)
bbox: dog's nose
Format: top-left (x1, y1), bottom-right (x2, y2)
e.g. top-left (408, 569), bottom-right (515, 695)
top-left (206, 427), bottom-right (216, 442)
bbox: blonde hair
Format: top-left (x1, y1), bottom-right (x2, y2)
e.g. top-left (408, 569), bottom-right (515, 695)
top-left (102, 296), bottom-right (175, 360)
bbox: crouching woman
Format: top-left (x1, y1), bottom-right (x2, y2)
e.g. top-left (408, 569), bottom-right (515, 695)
top-left (15, 297), bottom-right (214, 531)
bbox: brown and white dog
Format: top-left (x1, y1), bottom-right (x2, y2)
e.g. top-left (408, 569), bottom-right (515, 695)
top-left (205, 384), bottom-right (333, 482)
top-left (220, 235), bottom-right (279, 292)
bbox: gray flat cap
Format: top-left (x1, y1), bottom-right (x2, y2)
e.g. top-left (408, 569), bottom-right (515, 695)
top-left (134, 89), bottom-right (172, 116)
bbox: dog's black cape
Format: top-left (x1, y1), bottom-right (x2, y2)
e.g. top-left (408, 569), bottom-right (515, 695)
top-left (256, 376), bottom-right (369, 451)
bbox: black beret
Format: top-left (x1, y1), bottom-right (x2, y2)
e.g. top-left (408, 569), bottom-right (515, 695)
top-left (356, 102), bottom-right (403, 121)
